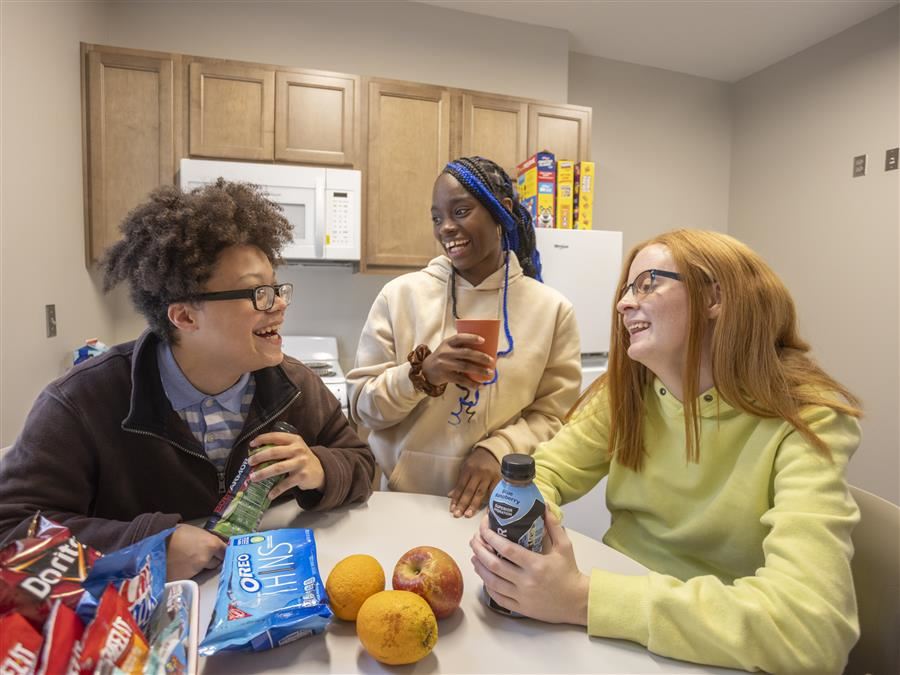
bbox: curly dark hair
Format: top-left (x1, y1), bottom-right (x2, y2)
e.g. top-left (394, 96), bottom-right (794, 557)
top-left (102, 179), bottom-right (293, 343)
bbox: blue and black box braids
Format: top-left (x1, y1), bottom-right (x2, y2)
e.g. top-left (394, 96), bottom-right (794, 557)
top-left (441, 156), bottom-right (544, 424)
top-left (442, 157), bottom-right (543, 282)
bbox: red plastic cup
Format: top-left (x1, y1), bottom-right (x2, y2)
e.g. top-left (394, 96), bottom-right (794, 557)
top-left (456, 318), bottom-right (501, 358)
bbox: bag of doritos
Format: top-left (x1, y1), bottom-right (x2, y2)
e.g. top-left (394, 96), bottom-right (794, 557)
top-left (0, 514), bottom-right (101, 628)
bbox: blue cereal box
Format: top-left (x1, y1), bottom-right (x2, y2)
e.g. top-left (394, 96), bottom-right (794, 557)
top-left (199, 528), bottom-right (332, 655)
top-left (517, 151), bottom-right (556, 227)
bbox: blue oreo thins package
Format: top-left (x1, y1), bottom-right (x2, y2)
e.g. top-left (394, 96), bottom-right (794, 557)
top-left (199, 528), bottom-right (332, 656)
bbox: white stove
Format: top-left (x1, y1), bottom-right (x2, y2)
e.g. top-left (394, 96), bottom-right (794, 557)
top-left (281, 335), bottom-right (348, 416)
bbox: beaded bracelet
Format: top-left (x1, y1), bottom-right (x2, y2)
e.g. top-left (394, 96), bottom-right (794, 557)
top-left (407, 344), bottom-right (447, 397)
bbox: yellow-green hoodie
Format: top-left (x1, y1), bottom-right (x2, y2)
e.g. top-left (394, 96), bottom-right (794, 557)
top-left (534, 380), bottom-right (861, 674)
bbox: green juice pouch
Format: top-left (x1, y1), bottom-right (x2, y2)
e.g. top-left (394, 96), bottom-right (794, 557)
top-left (205, 420), bottom-right (298, 539)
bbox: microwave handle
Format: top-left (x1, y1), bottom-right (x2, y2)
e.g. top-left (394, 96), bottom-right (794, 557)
top-left (314, 177), bottom-right (326, 258)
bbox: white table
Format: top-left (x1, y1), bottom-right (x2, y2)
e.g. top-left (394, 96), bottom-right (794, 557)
top-left (197, 492), bottom-right (736, 674)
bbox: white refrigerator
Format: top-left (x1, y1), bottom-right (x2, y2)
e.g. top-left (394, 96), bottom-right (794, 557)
top-left (535, 228), bottom-right (621, 541)
top-left (535, 227), bottom-right (622, 357)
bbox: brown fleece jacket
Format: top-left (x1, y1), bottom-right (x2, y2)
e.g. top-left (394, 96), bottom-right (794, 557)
top-left (0, 330), bottom-right (375, 552)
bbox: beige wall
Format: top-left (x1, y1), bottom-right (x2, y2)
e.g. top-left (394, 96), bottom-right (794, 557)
top-left (567, 53), bottom-right (733, 253)
top-left (730, 7), bottom-right (899, 502)
top-left (0, 1), bottom-right (111, 446)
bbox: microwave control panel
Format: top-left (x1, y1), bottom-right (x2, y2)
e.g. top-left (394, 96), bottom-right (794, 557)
top-left (326, 191), bottom-right (352, 247)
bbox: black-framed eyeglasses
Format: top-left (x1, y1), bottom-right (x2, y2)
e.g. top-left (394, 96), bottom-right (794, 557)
top-left (619, 269), bottom-right (682, 301)
top-left (189, 283), bottom-right (293, 311)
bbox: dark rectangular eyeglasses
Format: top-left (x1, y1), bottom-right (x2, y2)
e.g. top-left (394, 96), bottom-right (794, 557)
top-left (190, 283), bottom-right (293, 311)
top-left (620, 269), bottom-right (682, 300)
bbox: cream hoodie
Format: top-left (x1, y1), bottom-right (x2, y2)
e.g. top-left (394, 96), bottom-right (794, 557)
top-left (348, 254), bottom-right (581, 496)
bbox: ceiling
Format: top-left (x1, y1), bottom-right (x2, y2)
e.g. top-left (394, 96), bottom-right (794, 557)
top-left (415, 0), bottom-right (898, 82)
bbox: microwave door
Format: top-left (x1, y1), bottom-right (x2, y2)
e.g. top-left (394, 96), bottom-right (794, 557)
top-left (313, 176), bottom-right (326, 259)
top-left (271, 186), bottom-right (317, 260)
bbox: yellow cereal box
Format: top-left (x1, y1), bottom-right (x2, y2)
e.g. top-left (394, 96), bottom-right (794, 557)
top-left (574, 161), bottom-right (595, 230)
top-left (556, 160), bottom-right (574, 229)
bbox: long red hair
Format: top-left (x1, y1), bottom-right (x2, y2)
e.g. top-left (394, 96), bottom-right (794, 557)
top-left (569, 229), bottom-right (861, 470)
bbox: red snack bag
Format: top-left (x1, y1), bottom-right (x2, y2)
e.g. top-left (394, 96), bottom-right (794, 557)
top-left (77, 585), bottom-right (148, 675)
top-left (37, 600), bottom-right (85, 675)
top-left (0, 611), bottom-right (43, 675)
top-left (0, 515), bottom-right (102, 628)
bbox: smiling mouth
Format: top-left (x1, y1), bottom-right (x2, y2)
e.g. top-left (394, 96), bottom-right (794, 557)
top-left (627, 322), bottom-right (650, 336)
top-left (445, 239), bottom-right (471, 256)
top-left (253, 324), bottom-right (281, 342)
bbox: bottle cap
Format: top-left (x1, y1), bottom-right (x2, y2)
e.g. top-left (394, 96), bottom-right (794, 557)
top-left (500, 453), bottom-right (535, 481)
top-left (271, 420), bottom-right (298, 435)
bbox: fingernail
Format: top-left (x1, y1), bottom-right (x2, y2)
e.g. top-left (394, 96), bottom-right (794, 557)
top-left (465, 509), bottom-right (473, 517)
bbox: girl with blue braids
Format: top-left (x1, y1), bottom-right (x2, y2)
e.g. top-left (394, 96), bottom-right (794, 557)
top-left (348, 156), bottom-right (581, 518)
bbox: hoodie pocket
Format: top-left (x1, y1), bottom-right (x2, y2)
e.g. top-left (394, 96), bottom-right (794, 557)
top-left (387, 449), bottom-right (465, 497)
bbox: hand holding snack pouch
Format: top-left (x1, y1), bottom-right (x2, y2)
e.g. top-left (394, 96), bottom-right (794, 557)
top-left (206, 421), bottom-right (299, 539)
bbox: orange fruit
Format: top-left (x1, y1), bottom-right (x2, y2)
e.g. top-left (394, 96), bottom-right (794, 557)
top-left (356, 590), bottom-right (438, 665)
top-left (325, 554), bottom-right (385, 621)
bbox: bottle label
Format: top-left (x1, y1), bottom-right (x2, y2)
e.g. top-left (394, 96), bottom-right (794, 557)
top-left (486, 481), bottom-right (545, 616)
top-left (488, 484), bottom-right (545, 553)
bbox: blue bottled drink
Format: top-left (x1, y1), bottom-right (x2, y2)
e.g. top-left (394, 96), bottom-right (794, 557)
top-left (486, 453), bottom-right (545, 615)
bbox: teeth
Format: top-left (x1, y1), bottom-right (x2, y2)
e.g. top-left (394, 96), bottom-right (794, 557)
top-left (254, 325), bottom-right (280, 337)
top-left (628, 322), bottom-right (650, 334)
top-left (446, 239), bottom-right (469, 252)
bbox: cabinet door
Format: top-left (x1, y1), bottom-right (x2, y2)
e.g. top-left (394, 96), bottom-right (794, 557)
top-left (189, 61), bottom-right (274, 160)
top-left (459, 93), bottom-right (527, 179)
top-left (527, 103), bottom-right (591, 162)
top-left (86, 48), bottom-right (177, 263)
top-left (366, 80), bottom-right (451, 269)
top-left (275, 71), bottom-right (357, 165)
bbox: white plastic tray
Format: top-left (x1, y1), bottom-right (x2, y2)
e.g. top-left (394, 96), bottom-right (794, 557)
top-left (162, 579), bottom-right (200, 675)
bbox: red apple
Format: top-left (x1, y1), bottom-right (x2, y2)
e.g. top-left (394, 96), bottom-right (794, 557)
top-left (391, 546), bottom-right (464, 619)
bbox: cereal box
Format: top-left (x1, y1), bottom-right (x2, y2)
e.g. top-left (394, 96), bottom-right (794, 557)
top-left (574, 161), bottom-right (595, 230)
top-left (556, 160), bottom-right (574, 229)
top-left (517, 151), bottom-right (556, 228)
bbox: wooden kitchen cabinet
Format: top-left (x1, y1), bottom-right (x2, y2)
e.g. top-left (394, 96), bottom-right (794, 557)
top-left (188, 61), bottom-right (275, 160)
top-left (83, 44), bottom-right (180, 264)
top-left (82, 43), bottom-right (592, 272)
top-left (457, 93), bottom-right (527, 180)
top-left (364, 79), bottom-right (451, 270)
top-left (527, 102), bottom-right (591, 163)
top-left (275, 71), bottom-right (358, 165)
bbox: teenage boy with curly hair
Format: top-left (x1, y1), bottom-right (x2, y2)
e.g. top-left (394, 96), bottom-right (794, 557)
top-left (0, 180), bottom-right (375, 579)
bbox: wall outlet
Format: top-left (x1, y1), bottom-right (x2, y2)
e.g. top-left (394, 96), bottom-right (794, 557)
top-left (853, 154), bottom-right (867, 177)
top-left (45, 304), bottom-right (57, 338)
top-left (885, 147), bottom-right (898, 171)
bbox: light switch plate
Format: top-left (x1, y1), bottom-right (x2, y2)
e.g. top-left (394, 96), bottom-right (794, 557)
top-left (45, 304), bottom-right (57, 338)
top-left (885, 148), bottom-right (898, 171)
top-left (853, 154), bottom-right (867, 178)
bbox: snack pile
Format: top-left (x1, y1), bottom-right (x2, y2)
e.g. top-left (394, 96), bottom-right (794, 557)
top-left (0, 515), bottom-right (195, 674)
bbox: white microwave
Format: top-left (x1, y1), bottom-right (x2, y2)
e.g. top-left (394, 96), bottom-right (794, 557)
top-left (179, 159), bottom-right (361, 263)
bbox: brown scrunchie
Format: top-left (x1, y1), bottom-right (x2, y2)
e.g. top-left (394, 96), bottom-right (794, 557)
top-left (407, 344), bottom-right (446, 397)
